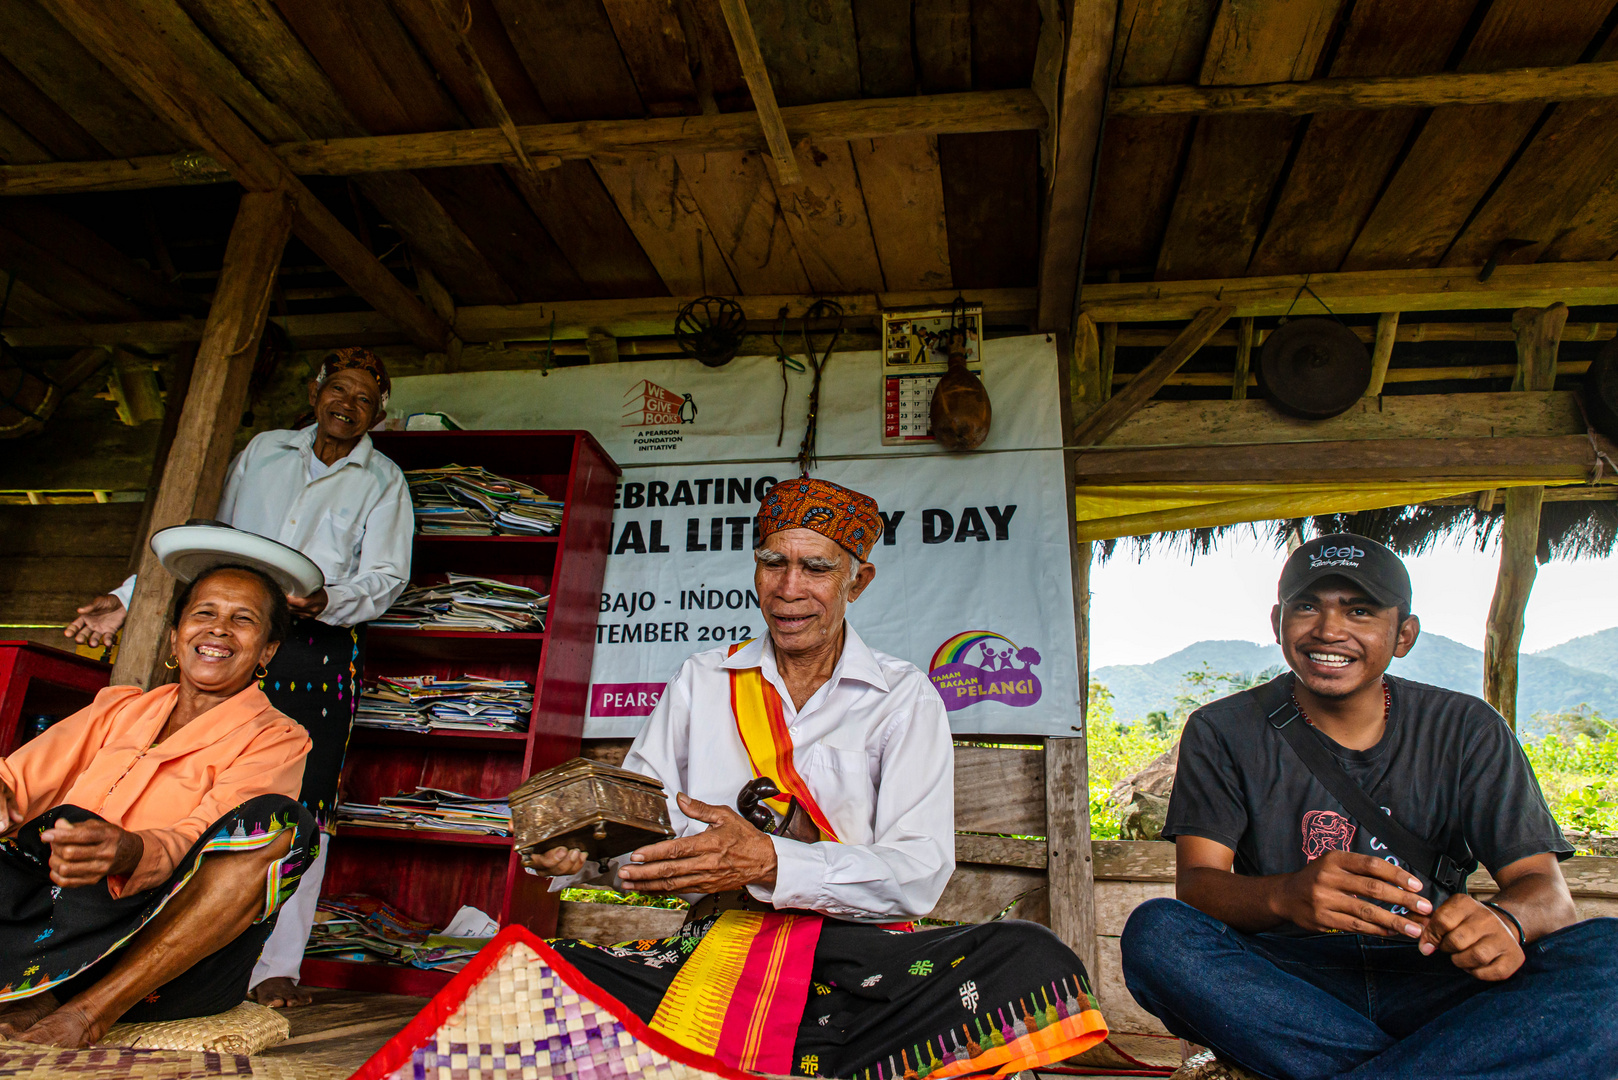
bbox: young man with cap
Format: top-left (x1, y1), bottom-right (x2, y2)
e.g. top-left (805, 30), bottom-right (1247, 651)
top-left (1120, 533), bottom-right (1617, 1080)
top-left (522, 478), bottom-right (1108, 1080)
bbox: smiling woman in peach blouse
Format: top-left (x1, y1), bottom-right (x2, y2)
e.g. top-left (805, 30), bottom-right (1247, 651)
top-left (0, 565), bottom-right (315, 1048)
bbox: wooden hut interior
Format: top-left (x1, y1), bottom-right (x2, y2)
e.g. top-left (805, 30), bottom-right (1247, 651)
top-left (2, 0), bottom-right (1617, 1074)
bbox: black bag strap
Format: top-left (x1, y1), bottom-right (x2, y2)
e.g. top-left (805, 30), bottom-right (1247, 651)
top-left (1249, 675), bottom-right (1465, 902)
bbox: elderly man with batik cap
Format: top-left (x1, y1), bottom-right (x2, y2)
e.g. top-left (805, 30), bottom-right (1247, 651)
top-left (526, 477), bottom-right (1107, 1080)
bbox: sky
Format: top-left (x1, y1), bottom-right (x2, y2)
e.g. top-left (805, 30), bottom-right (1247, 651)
top-left (1088, 529), bottom-right (1618, 669)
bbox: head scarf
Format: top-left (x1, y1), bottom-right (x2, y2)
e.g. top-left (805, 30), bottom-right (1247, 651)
top-left (317, 346), bottom-right (390, 406)
top-left (756, 478), bottom-right (882, 562)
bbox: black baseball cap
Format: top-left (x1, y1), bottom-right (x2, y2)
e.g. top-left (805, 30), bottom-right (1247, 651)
top-left (1279, 533), bottom-right (1412, 610)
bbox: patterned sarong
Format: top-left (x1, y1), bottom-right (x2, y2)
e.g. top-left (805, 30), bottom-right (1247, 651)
top-left (0, 794), bottom-right (316, 1019)
top-left (553, 912), bottom-right (1107, 1079)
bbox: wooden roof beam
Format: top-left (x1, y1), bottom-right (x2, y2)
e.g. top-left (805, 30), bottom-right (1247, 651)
top-left (34, 0), bottom-right (451, 353)
top-left (1072, 305), bottom-right (1234, 446)
top-left (715, 0), bottom-right (800, 185)
top-left (1080, 261), bottom-right (1618, 321)
top-left (0, 90), bottom-right (1044, 196)
top-left (1035, 0), bottom-right (1115, 332)
top-left (1111, 60), bottom-right (1618, 117)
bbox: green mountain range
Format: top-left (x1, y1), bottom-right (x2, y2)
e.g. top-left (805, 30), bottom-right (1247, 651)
top-left (1093, 627), bottom-right (1618, 739)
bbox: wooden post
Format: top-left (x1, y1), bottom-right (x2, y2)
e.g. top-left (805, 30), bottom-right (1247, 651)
top-left (1483, 486), bottom-right (1544, 730)
top-left (1366, 312), bottom-right (1399, 396)
top-left (1231, 316), bottom-right (1254, 400)
top-left (1482, 303), bottom-right (1565, 726)
top-left (112, 190), bottom-right (294, 688)
top-left (1098, 321), bottom-right (1117, 403)
top-left (1055, 311), bottom-right (1099, 980)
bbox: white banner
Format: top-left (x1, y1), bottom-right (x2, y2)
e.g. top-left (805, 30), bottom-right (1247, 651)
top-left (388, 336), bottom-right (1079, 736)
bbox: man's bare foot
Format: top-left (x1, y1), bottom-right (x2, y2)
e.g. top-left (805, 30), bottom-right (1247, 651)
top-left (12, 1001), bottom-right (104, 1049)
top-left (0, 991), bottom-right (58, 1037)
top-left (249, 977), bottom-right (313, 1008)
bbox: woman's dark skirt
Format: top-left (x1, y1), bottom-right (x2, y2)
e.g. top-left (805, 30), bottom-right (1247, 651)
top-left (0, 794), bottom-right (316, 1021)
top-left (260, 617), bottom-right (363, 830)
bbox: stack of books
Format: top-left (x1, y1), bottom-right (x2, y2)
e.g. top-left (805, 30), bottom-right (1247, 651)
top-left (406, 464), bottom-right (564, 536)
top-left (337, 786), bottom-right (512, 836)
top-left (354, 675), bottom-right (533, 734)
top-left (306, 894), bottom-right (491, 972)
top-left (374, 573), bottom-right (548, 631)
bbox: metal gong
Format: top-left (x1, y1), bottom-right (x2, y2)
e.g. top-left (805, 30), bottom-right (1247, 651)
top-left (1584, 337), bottom-right (1618, 444)
top-left (1256, 318), bottom-right (1372, 419)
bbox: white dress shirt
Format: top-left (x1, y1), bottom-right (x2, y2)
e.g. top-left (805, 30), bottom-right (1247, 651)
top-left (562, 625), bottom-right (955, 922)
top-left (114, 427), bottom-right (413, 628)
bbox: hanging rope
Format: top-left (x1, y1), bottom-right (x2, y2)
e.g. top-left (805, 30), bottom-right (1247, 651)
top-left (770, 306), bottom-right (805, 447)
top-left (795, 298), bottom-right (844, 475)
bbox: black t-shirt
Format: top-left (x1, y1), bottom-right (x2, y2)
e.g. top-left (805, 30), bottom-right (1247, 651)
top-left (1163, 674), bottom-right (1573, 891)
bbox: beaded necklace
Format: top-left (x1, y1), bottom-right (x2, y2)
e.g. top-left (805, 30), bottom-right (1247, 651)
top-left (1291, 677), bottom-right (1391, 729)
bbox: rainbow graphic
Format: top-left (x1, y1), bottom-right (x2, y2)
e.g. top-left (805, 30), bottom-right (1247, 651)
top-left (928, 630), bottom-right (1043, 713)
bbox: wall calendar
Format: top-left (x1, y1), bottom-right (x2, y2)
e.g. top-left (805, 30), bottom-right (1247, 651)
top-left (880, 304), bottom-right (984, 445)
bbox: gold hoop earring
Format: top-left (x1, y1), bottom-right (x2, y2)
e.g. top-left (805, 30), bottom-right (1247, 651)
top-left (255, 664), bottom-right (270, 679)
top-left (164, 655), bottom-right (179, 670)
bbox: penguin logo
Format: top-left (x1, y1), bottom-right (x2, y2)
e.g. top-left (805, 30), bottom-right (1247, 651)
top-left (679, 393), bottom-right (698, 424)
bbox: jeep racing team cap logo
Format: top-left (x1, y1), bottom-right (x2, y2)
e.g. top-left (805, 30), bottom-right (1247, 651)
top-left (1278, 532), bottom-right (1412, 609)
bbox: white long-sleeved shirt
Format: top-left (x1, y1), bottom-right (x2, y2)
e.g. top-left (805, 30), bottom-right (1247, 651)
top-left (562, 626), bottom-right (955, 922)
top-left (113, 427), bottom-right (413, 627)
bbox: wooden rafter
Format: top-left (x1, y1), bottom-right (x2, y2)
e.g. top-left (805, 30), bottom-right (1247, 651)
top-left (2, 287), bottom-right (1040, 349)
top-left (1072, 435), bottom-right (1612, 484)
top-left (1080, 261), bottom-right (1618, 321)
top-left (35, 0), bottom-right (451, 353)
top-left (0, 90), bottom-right (1045, 196)
top-left (714, 0), bottom-right (800, 185)
top-left (1072, 305), bottom-right (1234, 445)
top-left (1035, 0), bottom-right (1115, 331)
top-left (1111, 60), bottom-right (1618, 117)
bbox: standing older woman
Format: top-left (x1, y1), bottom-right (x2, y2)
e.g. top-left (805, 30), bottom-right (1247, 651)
top-left (0, 565), bottom-right (316, 1047)
top-left (65, 347), bottom-right (414, 1007)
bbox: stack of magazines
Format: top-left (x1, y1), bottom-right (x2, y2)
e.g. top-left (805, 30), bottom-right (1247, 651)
top-left (354, 675), bottom-right (533, 734)
top-left (337, 786), bottom-right (512, 836)
top-left (306, 894), bottom-right (492, 972)
top-left (374, 573), bottom-right (547, 631)
top-left (406, 464), bottom-right (564, 536)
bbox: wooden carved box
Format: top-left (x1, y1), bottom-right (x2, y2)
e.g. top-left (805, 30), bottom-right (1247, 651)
top-left (508, 757), bottom-right (674, 860)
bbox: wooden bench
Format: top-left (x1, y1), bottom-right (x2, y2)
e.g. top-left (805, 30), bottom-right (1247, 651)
top-left (557, 739), bottom-right (1618, 1036)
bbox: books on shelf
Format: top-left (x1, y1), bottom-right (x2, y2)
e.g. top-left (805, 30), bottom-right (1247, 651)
top-left (306, 894), bottom-right (493, 972)
top-left (374, 573), bottom-right (548, 631)
top-left (355, 674), bottom-right (533, 734)
top-left (336, 785), bottom-right (513, 836)
top-left (406, 463), bottom-right (564, 536)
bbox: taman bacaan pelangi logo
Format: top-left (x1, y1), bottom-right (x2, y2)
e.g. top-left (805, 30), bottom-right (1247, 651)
top-left (623, 379), bottom-right (697, 427)
top-left (927, 631), bottom-right (1043, 712)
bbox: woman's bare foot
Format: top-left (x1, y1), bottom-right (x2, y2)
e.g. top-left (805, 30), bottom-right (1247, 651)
top-left (0, 991), bottom-right (58, 1037)
top-left (12, 1000), bottom-right (104, 1049)
top-left (249, 977), bottom-right (313, 1008)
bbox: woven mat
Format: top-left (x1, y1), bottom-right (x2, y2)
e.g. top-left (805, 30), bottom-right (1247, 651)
top-left (100, 1002), bottom-right (291, 1056)
top-left (0, 1041), bottom-right (346, 1080)
top-left (374, 938), bottom-right (730, 1080)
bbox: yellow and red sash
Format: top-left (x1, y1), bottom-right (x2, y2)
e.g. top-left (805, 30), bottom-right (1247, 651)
top-left (727, 641), bottom-right (840, 842)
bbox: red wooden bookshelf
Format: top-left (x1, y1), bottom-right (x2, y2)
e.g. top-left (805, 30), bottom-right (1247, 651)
top-left (299, 430), bottom-right (618, 996)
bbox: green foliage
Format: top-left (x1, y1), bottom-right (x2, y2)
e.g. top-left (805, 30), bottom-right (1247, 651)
top-left (1085, 681), bottom-right (1176, 840)
top-left (1521, 706), bottom-right (1618, 839)
top-left (558, 886), bottom-right (688, 910)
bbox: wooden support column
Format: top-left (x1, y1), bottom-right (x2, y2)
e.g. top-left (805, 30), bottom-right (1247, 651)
top-left (1482, 303), bottom-right (1566, 727)
top-left (1036, 0), bottom-right (1117, 331)
top-left (1073, 305), bottom-right (1235, 445)
top-left (1054, 300), bottom-right (1098, 979)
top-left (112, 191), bottom-right (294, 689)
top-left (1366, 312), bottom-right (1399, 396)
top-left (1231, 317), bottom-right (1254, 400)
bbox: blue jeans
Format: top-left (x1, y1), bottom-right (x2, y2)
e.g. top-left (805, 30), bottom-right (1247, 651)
top-left (1120, 898), bottom-right (1618, 1080)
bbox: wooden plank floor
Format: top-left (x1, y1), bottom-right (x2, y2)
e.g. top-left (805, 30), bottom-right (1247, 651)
top-left (253, 988), bottom-right (426, 1075)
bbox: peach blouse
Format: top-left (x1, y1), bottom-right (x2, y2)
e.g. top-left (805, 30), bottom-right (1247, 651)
top-left (0, 683), bottom-right (310, 896)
